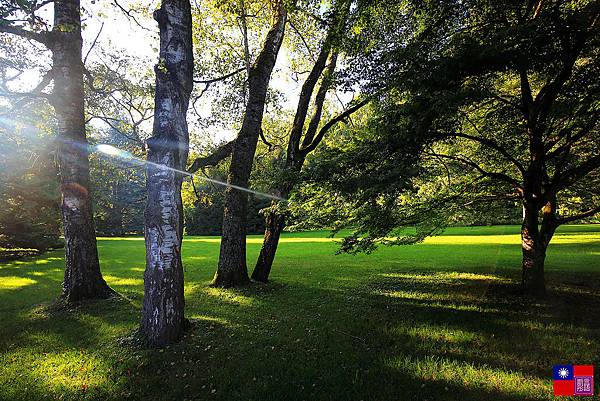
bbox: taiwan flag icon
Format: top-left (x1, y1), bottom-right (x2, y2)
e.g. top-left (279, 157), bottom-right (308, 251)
top-left (553, 365), bottom-right (594, 396)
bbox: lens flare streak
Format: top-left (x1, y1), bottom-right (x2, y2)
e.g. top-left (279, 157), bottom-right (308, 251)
top-left (94, 144), bottom-right (286, 201)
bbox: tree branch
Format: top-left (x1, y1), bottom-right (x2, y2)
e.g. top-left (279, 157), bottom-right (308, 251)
top-left (0, 23), bottom-right (52, 46)
top-left (258, 126), bottom-right (273, 150)
top-left (443, 131), bottom-right (526, 174)
top-left (83, 22), bottom-right (104, 65)
top-left (557, 205), bottom-right (600, 224)
top-left (187, 140), bottom-right (235, 173)
top-left (556, 154), bottom-right (600, 191)
top-left (193, 67), bottom-right (245, 84)
top-left (424, 152), bottom-right (523, 190)
top-left (85, 115), bottom-right (143, 144)
top-left (112, 0), bottom-right (153, 32)
top-left (0, 68), bottom-right (54, 114)
top-left (300, 97), bottom-right (371, 156)
top-left (288, 19), bottom-right (316, 61)
top-left (301, 52), bottom-right (338, 149)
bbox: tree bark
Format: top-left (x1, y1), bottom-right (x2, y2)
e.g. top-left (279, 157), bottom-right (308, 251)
top-left (252, 204), bottom-right (286, 283)
top-left (251, 35), bottom-right (343, 282)
top-left (140, 0), bottom-right (194, 347)
top-left (213, 2), bottom-right (287, 288)
top-left (52, 0), bottom-right (114, 302)
top-left (521, 201), bottom-right (545, 294)
top-left (521, 199), bottom-right (557, 295)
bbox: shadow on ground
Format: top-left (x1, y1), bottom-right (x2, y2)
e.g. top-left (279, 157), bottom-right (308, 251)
top-left (1, 229), bottom-right (599, 400)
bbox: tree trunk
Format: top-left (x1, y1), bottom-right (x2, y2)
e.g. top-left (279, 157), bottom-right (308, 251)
top-left (250, 14), bottom-right (345, 283)
top-left (140, 0), bottom-right (194, 347)
top-left (521, 201), bottom-right (555, 295)
top-left (213, 3), bottom-right (287, 288)
top-left (52, 0), bottom-right (114, 302)
top-left (252, 209), bottom-right (285, 282)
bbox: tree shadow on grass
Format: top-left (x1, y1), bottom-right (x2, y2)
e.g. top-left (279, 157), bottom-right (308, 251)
top-left (1, 255), bottom-right (599, 400)
top-left (97, 269), bottom-right (596, 401)
top-left (360, 270), bottom-right (598, 382)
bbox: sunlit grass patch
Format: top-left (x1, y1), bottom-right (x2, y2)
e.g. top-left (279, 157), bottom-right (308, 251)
top-left (103, 275), bottom-right (143, 287)
top-left (32, 350), bottom-right (110, 389)
top-left (380, 289), bottom-right (486, 304)
top-left (198, 287), bottom-right (256, 306)
top-left (0, 276), bottom-right (37, 290)
top-left (387, 355), bottom-right (549, 398)
top-left (0, 225), bottom-right (599, 400)
top-left (189, 315), bottom-right (231, 327)
top-left (392, 323), bottom-right (479, 344)
top-left (380, 271), bottom-right (512, 283)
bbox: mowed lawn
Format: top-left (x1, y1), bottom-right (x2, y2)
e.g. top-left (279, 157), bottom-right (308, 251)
top-left (0, 225), bottom-right (599, 401)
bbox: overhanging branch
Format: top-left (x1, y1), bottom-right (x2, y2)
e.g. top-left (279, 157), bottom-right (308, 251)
top-left (187, 140), bottom-right (235, 173)
top-left (300, 97), bottom-right (371, 156)
top-left (424, 151), bottom-right (523, 190)
top-left (557, 205), bottom-right (600, 224)
top-left (443, 131), bottom-right (526, 174)
top-left (0, 23), bottom-right (52, 46)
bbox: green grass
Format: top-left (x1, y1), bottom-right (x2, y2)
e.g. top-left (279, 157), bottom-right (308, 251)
top-left (1, 224), bottom-right (599, 400)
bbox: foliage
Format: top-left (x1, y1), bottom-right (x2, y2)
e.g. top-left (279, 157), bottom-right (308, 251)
top-left (89, 128), bottom-right (146, 236)
top-left (182, 160), bottom-right (271, 235)
top-left (0, 102), bottom-right (61, 251)
top-left (297, 0), bottom-right (600, 253)
top-left (0, 247), bottom-right (40, 262)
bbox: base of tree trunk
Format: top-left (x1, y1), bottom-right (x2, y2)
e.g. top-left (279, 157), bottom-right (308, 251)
top-left (521, 257), bottom-right (546, 296)
top-left (60, 279), bottom-right (116, 303)
top-left (251, 265), bottom-right (270, 283)
top-left (211, 269), bottom-right (250, 288)
top-left (521, 273), bottom-right (546, 296)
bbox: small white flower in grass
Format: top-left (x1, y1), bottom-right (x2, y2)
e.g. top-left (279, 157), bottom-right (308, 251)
top-left (558, 367), bottom-right (570, 379)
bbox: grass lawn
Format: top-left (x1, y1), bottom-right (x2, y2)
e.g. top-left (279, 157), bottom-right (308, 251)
top-left (0, 224), bottom-right (599, 400)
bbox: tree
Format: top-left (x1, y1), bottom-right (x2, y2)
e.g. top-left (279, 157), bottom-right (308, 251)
top-left (140, 0), bottom-right (194, 346)
top-left (186, 0), bottom-right (368, 284)
top-left (296, 0), bottom-right (600, 295)
top-left (211, 0), bottom-right (288, 287)
top-left (0, 0), bottom-right (114, 302)
top-left (251, 0), bottom-right (371, 282)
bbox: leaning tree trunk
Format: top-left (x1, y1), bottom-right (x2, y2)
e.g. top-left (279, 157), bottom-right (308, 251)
top-left (251, 12), bottom-right (345, 283)
top-left (53, 0), bottom-right (114, 302)
top-left (252, 207), bottom-right (286, 282)
top-left (140, 0), bottom-right (194, 347)
top-left (213, 3), bottom-right (287, 287)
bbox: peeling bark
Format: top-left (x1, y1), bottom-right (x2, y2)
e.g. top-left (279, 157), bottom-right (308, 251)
top-left (213, 2), bottom-right (288, 288)
top-left (52, 0), bottom-right (114, 302)
top-left (140, 0), bottom-right (194, 346)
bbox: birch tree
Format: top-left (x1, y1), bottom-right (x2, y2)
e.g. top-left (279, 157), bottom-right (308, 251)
top-left (139, 0), bottom-right (194, 346)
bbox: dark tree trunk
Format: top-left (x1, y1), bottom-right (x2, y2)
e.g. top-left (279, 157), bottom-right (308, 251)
top-left (52, 0), bottom-right (114, 302)
top-left (140, 0), bottom-right (194, 347)
top-left (521, 202), bottom-right (545, 294)
top-left (213, 3), bottom-right (287, 288)
top-left (521, 199), bottom-right (557, 295)
top-left (252, 209), bottom-right (285, 283)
